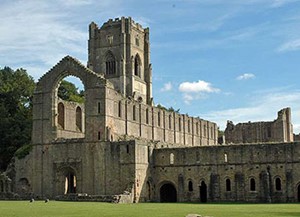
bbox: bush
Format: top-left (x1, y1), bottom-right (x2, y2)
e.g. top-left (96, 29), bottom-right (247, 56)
top-left (14, 144), bottom-right (33, 159)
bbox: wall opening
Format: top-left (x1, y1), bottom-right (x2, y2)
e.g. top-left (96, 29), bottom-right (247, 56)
top-left (200, 181), bottom-right (207, 203)
top-left (188, 180), bottom-right (193, 191)
top-left (170, 153), bottom-right (174, 165)
top-left (134, 54), bottom-right (141, 77)
top-left (275, 177), bottom-right (282, 191)
top-left (226, 179), bottom-right (231, 191)
top-left (146, 108), bottom-right (149, 124)
top-left (118, 101), bottom-right (122, 117)
top-left (298, 184), bottom-right (300, 202)
top-left (56, 76), bottom-right (85, 138)
top-left (147, 181), bottom-right (151, 201)
top-left (105, 51), bottom-right (116, 75)
top-left (250, 178), bottom-right (256, 191)
top-left (133, 105), bottom-right (136, 121)
top-left (0, 180), bottom-right (3, 192)
top-left (64, 172), bottom-right (76, 194)
top-left (58, 102), bottom-right (65, 129)
top-left (160, 183), bottom-right (177, 202)
top-left (76, 106), bottom-right (82, 131)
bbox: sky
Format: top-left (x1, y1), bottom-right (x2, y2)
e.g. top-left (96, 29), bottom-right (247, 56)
top-left (2, 0), bottom-right (300, 132)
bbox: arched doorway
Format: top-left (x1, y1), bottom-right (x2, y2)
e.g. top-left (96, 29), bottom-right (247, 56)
top-left (160, 183), bottom-right (177, 202)
top-left (64, 172), bottom-right (76, 194)
top-left (199, 181), bottom-right (207, 203)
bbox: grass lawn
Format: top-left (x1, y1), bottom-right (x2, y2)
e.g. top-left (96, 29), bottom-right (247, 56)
top-left (0, 201), bottom-right (299, 217)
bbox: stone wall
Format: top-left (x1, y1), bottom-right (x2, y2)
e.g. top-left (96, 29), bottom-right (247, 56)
top-left (225, 108), bottom-right (293, 144)
top-left (152, 142), bottom-right (300, 203)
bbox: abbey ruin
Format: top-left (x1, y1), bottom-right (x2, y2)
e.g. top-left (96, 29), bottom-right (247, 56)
top-left (5, 17), bottom-right (300, 203)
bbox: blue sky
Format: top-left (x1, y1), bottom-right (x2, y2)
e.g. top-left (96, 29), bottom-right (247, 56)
top-left (1, 0), bottom-right (300, 132)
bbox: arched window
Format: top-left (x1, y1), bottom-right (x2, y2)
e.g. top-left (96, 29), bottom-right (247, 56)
top-left (134, 54), bottom-right (141, 77)
top-left (158, 111), bottom-right (161, 127)
top-left (226, 179), bottom-right (231, 191)
top-left (196, 122), bottom-right (199, 135)
top-left (203, 125), bottom-right (207, 137)
top-left (133, 105), bottom-right (136, 121)
top-left (169, 115), bottom-right (172, 129)
top-left (188, 119), bottom-right (190, 133)
top-left (170, 153), bottom-right (174, 165)
top-left (146, 108), bottom-right (149, 124)
top-left (76, 106), bottom-right (82, 132)
top-left (118, 101), bottom-right (122, 117)
top-left (58, 102), bottom-right (65, 129)
top-left (105, 51), bottom-right (116, 75)
top-left (275, 177), bottom-right (282, 191)
top-left (224, 153), bottom-right (228, 163)
top-left (188, 180), bottom-right (193, 191)
top-left (250, 178), bottom-right (256, 191)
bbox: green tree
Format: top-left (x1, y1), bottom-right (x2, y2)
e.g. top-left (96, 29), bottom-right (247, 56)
top-left (0, 67), bottom-right (35, 171)
top-left (58, 80), bottom-right (84, 103)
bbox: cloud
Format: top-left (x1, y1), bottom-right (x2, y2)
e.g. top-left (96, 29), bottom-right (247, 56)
top-left (179, 80), bottom-right (220, 93)
top-left (270, 0), bottom-right (299, 8)
top-left (236, 73), bottom-right (256, 80)
top-left (277, 39), bottom-right (300, 52)
top-left (200, 89), bottom-right (300, 133)
top-left (179, 80), bottom-right (219, 104)
top-left (160, 82), bottom-right (172, 92)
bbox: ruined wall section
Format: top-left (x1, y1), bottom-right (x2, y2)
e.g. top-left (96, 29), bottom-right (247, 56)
top-left (56, 99), bottom-right (85, 139)
top-left (225, 108), bottom-right (293, 144)
top-left (104, 85), bottom-right (218, 147)
top-left (14, 139), bottom-right (150, 201)
top-left (153, 142), bottom-right (300, 202)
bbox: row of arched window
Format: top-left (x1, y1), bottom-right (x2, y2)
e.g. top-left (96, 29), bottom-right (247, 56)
top-left (117, 102), bottom-right (214, 137)
top-left (186, 177), bottom-right (283, 192)
top-left (104, 51), bottom-right (142, 77)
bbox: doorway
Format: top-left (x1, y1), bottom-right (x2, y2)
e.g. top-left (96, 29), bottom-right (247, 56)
top-left (160, 183), bottom-right (177, 202)
top-left (200, 181), bottom-right (207, 203)
top-left (64, 172), bottom-right (76, 194)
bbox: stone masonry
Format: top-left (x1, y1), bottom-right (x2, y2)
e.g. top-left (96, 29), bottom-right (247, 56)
top-left (11, 17), bottom-right (300, 203)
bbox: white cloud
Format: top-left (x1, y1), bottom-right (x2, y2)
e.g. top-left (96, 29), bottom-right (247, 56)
top-left (179, 80), bottom-right (219, 104)
top-left (270, 0), bottom-right (299, 8)
top-left (201, 89), bottom-right (300, 133)
top-left (160, 82), bottom-right (172, 92)
top-left (277, 39), bottom-right (300, 52)
top-left (179, 80), bottom-right (220, 93)
top-left (236, 73), bottom-right (256, 80)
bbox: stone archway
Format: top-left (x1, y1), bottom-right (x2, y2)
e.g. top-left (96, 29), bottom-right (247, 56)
top-left (64, 171), bottom-right (76, 194)
top-left (199, 180), bottom-right (207, 203)
top-left (160, 183), bottom-right (177, 202)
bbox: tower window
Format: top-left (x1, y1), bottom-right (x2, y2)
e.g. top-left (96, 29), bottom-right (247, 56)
top-left (105, 51), bottom-right (116, 75)
top-left (146, 108), bottom-right (149, 124)
top-left (118, 101), bottom-right (122, 117)
top-left (135, 37), bottom-right (139, 46)
top-left (158, 112), bottom-right (161, 127)
top-left (133, 105), bottom-right (136, 121)
top-left (134, 54), bottom-right (141, 77)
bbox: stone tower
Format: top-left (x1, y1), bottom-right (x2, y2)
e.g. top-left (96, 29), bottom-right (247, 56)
top-left (88, 17), bottom-right (153, 105)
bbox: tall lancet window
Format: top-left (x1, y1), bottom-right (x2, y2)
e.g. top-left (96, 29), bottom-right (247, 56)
top-left (105, 51), bottom-right (116, 75)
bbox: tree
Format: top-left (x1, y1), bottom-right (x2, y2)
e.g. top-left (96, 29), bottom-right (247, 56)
top-left (0, 67), bottom-right (35, 171)
top-left (58, 80), bottom-right (84, 103)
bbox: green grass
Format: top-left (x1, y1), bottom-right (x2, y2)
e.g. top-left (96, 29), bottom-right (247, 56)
top-left (0, 201), bottom-right (299, 217)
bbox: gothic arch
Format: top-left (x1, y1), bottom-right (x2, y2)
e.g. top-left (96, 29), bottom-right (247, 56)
top-left (105, 50), bottom-right (116, 75)
top-left (32, 56), bottom-right (107, 144)
top-left (134, 54), bottom-right (142, 78)
top-left (159, 181), bottom-right (177, 202)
